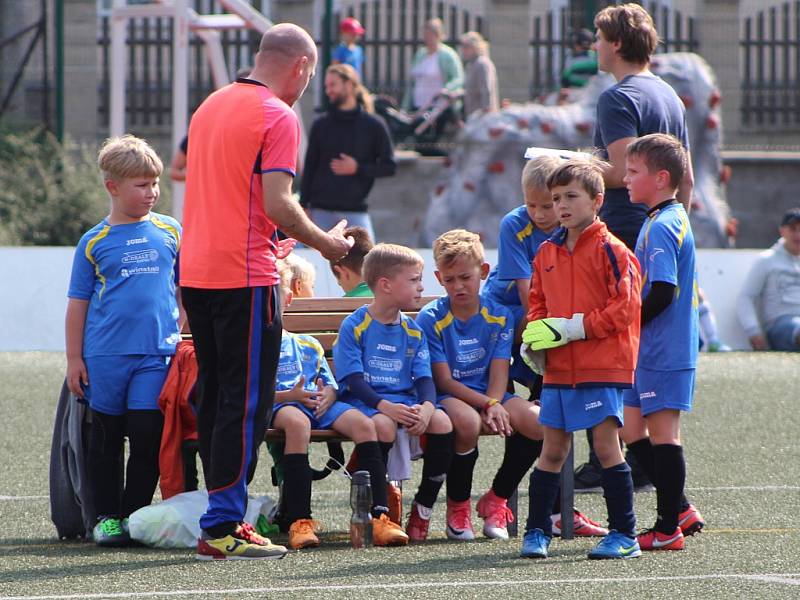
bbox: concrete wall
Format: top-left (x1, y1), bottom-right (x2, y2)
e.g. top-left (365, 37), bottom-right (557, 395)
top-left (722, 151), bottom-right (800, 248)
top-left (0, 246), bottom-right (763, 352)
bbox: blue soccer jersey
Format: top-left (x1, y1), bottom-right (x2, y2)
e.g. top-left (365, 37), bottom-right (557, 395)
top-left (416, 296), bottom-right (514, 395)
top-left (334, 305), bottom-right (432, 406)
top-left (482, 206), bottom-right (552, 306)
top-left (68, 213), bottom-right (182, 357)
top-left (276, 332), bottom-right (337, 392)
top-left (635, 202), bottom-right (699, 370)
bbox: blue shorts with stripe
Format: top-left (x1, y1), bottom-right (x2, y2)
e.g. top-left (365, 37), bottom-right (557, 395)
top-left (539, 386), bottom-right (624, 432)
top-left (344, 393), bottom-right (418, 418)
top-left (84, 354), bottom-right (171, 416)
top-left (271, 399), bottom-right (356, 430)
top-left (622, 368), bottom-right (695, 416)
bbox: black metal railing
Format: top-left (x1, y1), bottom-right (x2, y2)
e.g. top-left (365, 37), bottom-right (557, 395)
top-left (529, 1), bottom-right (698, 98)
top-left (741, 1), bottom-right (800, 128)
top-left (328, 0), bottom-right (483, 101)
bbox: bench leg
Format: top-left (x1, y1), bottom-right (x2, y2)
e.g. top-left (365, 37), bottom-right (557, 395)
top-left (507, 487), bottom-right (519, 537)
top-left (559, 434), bottom-right (575, 540)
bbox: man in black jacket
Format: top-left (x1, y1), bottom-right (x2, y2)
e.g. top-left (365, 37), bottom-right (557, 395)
top-left (301, 64), bottom-right (396, 241)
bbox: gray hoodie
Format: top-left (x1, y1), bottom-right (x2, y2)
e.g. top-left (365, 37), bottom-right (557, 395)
top-left (736, 239), bottom-right (800, 336)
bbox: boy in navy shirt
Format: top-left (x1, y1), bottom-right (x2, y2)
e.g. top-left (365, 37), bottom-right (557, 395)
top-left (66, 135), bottom-right (183, 547)
top-left (334, 243), bottom-right (453, 544)
top-left (621, 133), bottom-right (705, 550)
top-left (270, 261), bottom-right (388, 550)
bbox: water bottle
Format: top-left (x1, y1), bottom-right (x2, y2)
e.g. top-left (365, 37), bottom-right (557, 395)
top-left (349, 470), bottom-right (373, 549)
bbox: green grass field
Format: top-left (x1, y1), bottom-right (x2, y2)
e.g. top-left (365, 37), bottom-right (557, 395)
top-left (1, 352), bottom-right (799, 599)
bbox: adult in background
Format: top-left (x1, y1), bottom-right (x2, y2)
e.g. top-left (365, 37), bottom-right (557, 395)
top-left (402, 18), bottom-right (463, 114)
top-left (574, 3), bottom-right (694, 494)
top-left (459, 31), bottom-right (499, 118)
top-left (301, 63), bottom-right (396, 241)
top-left (737, 208), bottom-right (800, 352)
top-left (180, 23), bottom-right (353, 561)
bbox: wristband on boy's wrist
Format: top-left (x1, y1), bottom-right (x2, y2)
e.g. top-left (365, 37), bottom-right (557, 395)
top-left (482, 397), bottom-right (500, 412)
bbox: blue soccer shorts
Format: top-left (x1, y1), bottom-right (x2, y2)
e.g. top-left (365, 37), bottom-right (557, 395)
top-left (84, 354), bottom-right (171, 416)
top-left (622, 368), bottom-right (696, 416)
top-left (271, 399), bottom-right (356, 430)
top-left (539, 387), bottom-right (624, 432)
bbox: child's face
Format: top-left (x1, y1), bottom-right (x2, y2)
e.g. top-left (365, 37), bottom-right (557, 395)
top-left (384, 264), bottom-right (424, 309)
top-left (551, 181), bottom-right (603, 231)
top-left (341, 31), bottom-right (359, 45)
top-left (435, 255), bottom-right (488, 311)
top-left (780, 222), bottom-right (800, 255)
top-left (107, 176), bottom-right (160, 219)
top-left (624, 154), bottom-right (665, 205)
top-left (525, 187), bottom-right (559, 232)
top-left (292, 276), bottom-right (315, 299)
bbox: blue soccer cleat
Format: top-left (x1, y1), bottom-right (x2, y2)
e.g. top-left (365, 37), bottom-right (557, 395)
top-left (588, 530), bottom-right (642, 560)
top-left (520, 528), bottom-right (551, 558)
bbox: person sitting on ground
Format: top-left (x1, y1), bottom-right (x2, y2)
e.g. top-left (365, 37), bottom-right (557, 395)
top-left (737, 207), bottom-right (800, 351)
top-left (270, 261), bottom-right (389, 550)
top-left (333, 243), bottom-right (455, 544)
top-left (329, 226), bottom-right (375, 297)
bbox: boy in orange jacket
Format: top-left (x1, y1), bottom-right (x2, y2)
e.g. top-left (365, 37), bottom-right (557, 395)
top-left (519, 159), bottom-right (643, 560)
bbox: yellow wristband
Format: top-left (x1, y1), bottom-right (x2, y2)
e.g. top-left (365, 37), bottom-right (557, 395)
top-left (483, 397), bottom-right (500, 412)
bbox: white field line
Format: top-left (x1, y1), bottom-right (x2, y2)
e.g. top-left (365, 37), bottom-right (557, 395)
top-left (2, 573), bottom-right (800, 599)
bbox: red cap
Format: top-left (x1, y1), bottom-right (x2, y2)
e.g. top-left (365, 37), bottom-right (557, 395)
top-left (340, 17), bottom-right (366, 35)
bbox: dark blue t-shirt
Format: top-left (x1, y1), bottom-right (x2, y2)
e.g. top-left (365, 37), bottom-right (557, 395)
top-left (593, 73), bottom-right (689, 247)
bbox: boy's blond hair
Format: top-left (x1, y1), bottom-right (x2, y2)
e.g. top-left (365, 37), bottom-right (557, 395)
top-left (275, 259), bottom-right (293, 295)
top-left (362, 243), bottom-right (424, 289)
top-left (625, 133), bottom-right (687, 188)
top-left (97, 135), bottom-right (163, 181)
top-left (432, 229), bottom-right (484, 269)
top-left (283, 252), bottom-right (316, 289)
top-left (546, 158), bottom-right (609, 198)
top-left (522, 155), bottom-right (564, 194)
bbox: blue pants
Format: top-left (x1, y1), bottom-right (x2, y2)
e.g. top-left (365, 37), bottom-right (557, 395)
top-left (310, 208), bottom-right (376, 242)
top-left (767, 315), bottom-right (800, 351)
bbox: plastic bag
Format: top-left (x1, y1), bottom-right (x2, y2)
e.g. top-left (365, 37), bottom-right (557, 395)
top-left (128, 490), bottom-right (275, 548)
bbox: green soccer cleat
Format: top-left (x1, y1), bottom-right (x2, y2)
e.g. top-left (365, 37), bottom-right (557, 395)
top-left (93, 517), bottom-right (131, 547)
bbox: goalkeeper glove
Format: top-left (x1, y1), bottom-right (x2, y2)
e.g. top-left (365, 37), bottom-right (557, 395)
top-left (522, 314), bottom-right (585, 350)
top-left (520, 343), bottom-right (545, 375)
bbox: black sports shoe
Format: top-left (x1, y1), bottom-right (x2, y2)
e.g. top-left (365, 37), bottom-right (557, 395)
top-left (573, 461), bottom-right (603, 493)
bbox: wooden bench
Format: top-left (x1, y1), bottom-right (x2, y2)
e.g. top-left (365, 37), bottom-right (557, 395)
top-left (264, 296), bottom-right (578, 539)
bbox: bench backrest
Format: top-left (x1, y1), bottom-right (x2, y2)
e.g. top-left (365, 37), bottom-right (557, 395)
top-left (283, 296), bottom-right (439, 354)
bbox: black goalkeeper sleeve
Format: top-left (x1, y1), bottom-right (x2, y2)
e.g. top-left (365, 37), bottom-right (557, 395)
top-left (345, 373), bottom-right (384, 409)
top-left (413, 376), bottom-right (437, 407)
top-left (641, 281), bottom-right (676, 325)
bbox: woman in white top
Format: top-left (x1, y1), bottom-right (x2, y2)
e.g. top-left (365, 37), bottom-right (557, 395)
top-left (402, 19), bottom-right (463, 112)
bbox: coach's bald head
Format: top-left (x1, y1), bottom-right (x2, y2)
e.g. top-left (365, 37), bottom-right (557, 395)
top-left (251, 23), bottom-right (317, 106)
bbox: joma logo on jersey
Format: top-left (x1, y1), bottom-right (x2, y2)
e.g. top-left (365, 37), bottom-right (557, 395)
top-left (376, 343), bottom-right (396, 352)
top-left (126, 236), bottom-right (149, 246)
top-left (458, 338), bottom-right (479, 346)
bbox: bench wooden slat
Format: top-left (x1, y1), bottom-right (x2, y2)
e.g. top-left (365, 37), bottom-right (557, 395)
top-left (285, 296), bottom-right (439, 314)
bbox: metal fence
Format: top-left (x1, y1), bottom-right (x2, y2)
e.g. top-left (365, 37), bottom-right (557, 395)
top-left (328, 0), bottom-right (484, 101)
top-left (741, 1), bottom-right (800, 128)
top-left (529, 1), bottom-right (698, 98)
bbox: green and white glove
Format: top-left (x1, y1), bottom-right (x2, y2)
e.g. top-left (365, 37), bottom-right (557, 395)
top-left (522, 314), bottom-right (585, 350)
top-left (520, 343), bottom-right (545, 375)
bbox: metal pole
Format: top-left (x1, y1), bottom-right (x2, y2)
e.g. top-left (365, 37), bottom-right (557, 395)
top-left (172, 0), bottom-right (189, 220)
top-left (109, 0), bottom-right (126, 137)
top-left (559, 434), bottom-right (575, 540)
top-left (54, 0), bottom-right (64, 141)
top-left (321, 0), bottom-right (333, 107)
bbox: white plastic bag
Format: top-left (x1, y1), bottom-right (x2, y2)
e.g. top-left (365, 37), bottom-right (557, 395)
top-left (128, 490), bottom-right (275, 548)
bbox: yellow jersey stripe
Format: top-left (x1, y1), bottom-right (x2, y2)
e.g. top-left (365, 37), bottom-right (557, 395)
top-left (480, 306), bottom-right (506, 327)
top-left (516, 222), bottom-right (533, 243)
top-left (676, 213), bottom-right (689, 249)
top-left (353, 313), bottom-right (373, 343)
top-left (85, 225), bottom-right (111, 300)
top-left (402, 320), bottom-right (422, 339)
top-left (433, 311), bottom-right (454, 336)
top-left (150, 215), bottom-right (181, 250)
